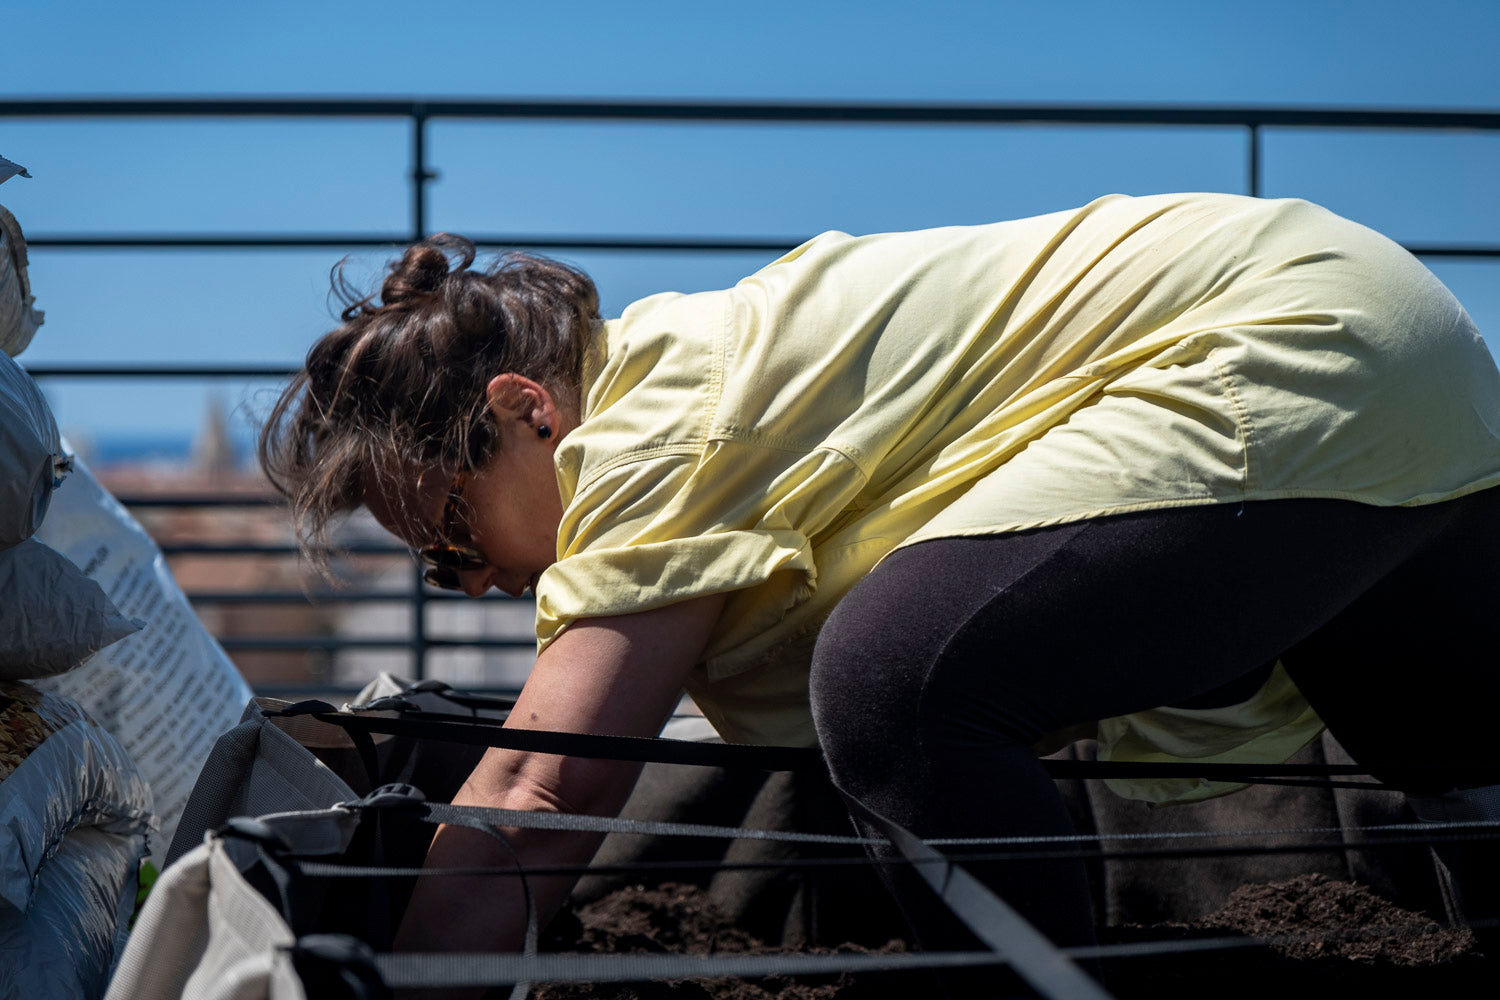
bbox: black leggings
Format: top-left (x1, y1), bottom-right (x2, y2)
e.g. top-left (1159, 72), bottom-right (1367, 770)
top-left (808, 491), bottom-right (1500, 963)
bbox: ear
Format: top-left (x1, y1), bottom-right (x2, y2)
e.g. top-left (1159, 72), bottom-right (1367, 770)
top-left (485, 373), bottom-right (558, 431)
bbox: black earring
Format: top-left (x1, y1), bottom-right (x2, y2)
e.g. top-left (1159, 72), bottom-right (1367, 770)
top-left (537, 424), bottom-right (552, 440)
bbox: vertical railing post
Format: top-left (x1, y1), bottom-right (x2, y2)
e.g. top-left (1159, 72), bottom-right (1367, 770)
top-left (1247, 122), bottom-right (1262, 198)
top-left (411, 106), bottom-right (431, 240)
top-left (411, 104), bottom-right (432, 681)
top-left (412, 560), bottom-right (429, 682)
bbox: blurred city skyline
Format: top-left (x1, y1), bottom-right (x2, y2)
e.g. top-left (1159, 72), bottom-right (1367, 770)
top-left (3, 0), bottom-right (1498, 456)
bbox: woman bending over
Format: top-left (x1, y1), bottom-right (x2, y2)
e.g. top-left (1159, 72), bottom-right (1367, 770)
top-left (261, 192), bottom-right (1500, 994)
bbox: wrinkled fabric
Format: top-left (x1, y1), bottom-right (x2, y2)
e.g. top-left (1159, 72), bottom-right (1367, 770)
top-left (535, 194), bottom-right (1500, 800)
top-left (0, 682), bottom-right (155, 912)
top-left (0, 539), bottom-right (143, 679)
top-left (108, 811), bottom-right (353, 1000)
top-left (0, 825), bottom-right (145, 1000)
top-left (0, 350), bottom-right (64, 548)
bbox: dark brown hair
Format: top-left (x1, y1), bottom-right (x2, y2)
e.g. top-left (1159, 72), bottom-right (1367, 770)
top-left (258, 234), bottom-right (600, 565)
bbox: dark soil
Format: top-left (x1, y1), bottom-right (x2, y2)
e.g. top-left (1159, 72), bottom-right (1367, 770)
top-left (532, 876), bottom-right (1488, 1000)
top-left (532, 883), bottom-right (906, 1000)
top-left (1103, 873), bottom-right (1487, 1000)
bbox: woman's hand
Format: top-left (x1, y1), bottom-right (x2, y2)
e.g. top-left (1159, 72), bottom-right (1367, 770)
top-left (391, 591), bottom-right (727, 998)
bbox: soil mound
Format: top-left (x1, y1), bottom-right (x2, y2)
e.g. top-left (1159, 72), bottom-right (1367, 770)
top-left (535, 876), bottom-right (1487, 999)
top-left (1105, 874), bottom-right (1487, 999)
top-left (1194, 872), bottom-right (1475, 964)
top-left (535, 883), bottom-right (906, 1000)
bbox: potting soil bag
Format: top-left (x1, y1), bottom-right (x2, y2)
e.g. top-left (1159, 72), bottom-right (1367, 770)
top-left (0, 825), bottom-right (146, 1000)
top-left (33, 455), bottom-right (254, 869)
top-left (0, 538), bottom-right (142, 679)
top-left (0, 350), bottom-right (66, 549)
top-left (0, 681), bottom-right (152, 1000)
top-left (0, 681), bottom-right (153, 912)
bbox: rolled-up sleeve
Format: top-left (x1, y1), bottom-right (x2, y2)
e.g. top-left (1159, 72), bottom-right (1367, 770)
top-left (535, 442), bottom-right (865, 655)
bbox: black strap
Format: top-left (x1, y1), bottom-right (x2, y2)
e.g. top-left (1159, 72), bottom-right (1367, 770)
top-left (354, 793), bottom-right (1106, 996)
top-left (343, 786), bottom-right (537, 1000)
top-left (372, 949), bottom-right (1005, 990)
top-left (287, 705), bottom-right (827, 772)
top-left (402, 679), bottom-right (518, 714)
top-left (350, 795), bottom-right (1500, 853)
top-left (416, 799), bottom-right (875, 845)
top-left (264, 702), bottom-right (1495, 788)
top-left (287, 935), bottom-right (390, 1000)
top-left (839, 791), bottom-right (1114, 1000)
top-left (253, 796), bottom-right (1498, 994)
top-left (326, 794), bottom-right (1095, 994)
top-left (1043, 759), bottom-right (1500, 786)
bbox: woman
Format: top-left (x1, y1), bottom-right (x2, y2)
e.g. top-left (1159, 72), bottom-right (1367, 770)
top-left (260, 192), bottom-right (1500, 986)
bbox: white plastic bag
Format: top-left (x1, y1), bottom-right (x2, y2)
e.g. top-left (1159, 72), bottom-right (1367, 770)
top-left (33, 455), bottom-right (254, 868)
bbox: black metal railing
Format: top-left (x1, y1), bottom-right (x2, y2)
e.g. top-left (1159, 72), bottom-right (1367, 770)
top-left (10, 97), bottom-right (1499, 694)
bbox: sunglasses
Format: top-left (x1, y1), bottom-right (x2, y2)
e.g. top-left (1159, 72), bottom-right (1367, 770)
top-left (417, 470), bottom-right (488, 590)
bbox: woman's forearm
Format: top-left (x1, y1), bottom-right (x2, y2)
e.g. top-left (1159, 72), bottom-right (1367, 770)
top-left (391, 597), bottom-right (726, 995)
top-left (393, 761), bottom-right (617, 958)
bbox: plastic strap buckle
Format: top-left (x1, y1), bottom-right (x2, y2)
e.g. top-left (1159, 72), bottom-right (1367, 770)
top-left (287, 934), bottom-right (389, 1000)
top-left (350, 782), bottom-right (428, 810)
top-left (265, 699), bottom-right (338, 718)
top-left (216, 816), bottom-right (291, 851)
top-left (356, 695), bottom-right (420, 713)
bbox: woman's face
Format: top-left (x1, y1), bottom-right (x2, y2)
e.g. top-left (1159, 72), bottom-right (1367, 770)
top-left (366, 373), bottom-right (572, 598)
top-left (444, 438), bottom-right (566, 597)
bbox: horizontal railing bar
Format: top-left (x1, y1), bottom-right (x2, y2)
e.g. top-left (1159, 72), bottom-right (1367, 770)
top-left (220, 636), bottom-right (534, 650)
top-left (23, 235), bottom-right (1500, 258)
top-left (186, 590), bottom-right (519, 604)
top-left (24, 364), bottom-right (297, 378)
top-left (1408, 245), bottom-right (1500, 258)
top-left (25, 233), bottom-right (804, 252)
top-left (3, 98), bottom-right (1499, 129)
top-left (254, 684), bottom-right (525, 700)
top-left (114, 494), bottom-right (285, 506)
top-left (158, 542), bottom-right (407, 555)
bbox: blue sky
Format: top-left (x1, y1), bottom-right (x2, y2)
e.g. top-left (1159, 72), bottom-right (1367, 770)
top-left (2, 0), bottom-right (1497, 451)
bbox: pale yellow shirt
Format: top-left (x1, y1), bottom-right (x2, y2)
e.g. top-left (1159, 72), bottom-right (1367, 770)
top-left (535, 193), bottom-right (1500, 803)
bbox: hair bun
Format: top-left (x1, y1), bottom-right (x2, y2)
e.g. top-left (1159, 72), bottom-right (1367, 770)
top-left (382, 234), bottom-right (477, 305)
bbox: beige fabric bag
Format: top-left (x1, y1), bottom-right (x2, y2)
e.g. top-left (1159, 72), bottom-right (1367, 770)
top-left (106, 830), bottom-right (308, 1000)
top-left (107, 805), bottom-right (369, 1000)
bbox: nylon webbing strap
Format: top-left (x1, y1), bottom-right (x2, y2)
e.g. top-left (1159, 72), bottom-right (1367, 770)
top-left (283, 797), bottom-right (1493, 993)
top-left (372, 949), bottom-right (1004, 989)
top-left (382, 796), bottom-right (1110, 996)
top-left (415, 800), bottom-right (876, 845)
top-left (290, 821), bottom-right (1500, 885)
top-left (298, 708), bottom-right (827, 772)
top-left (267, 704), bottom-right (1495, 788)
top-left (382, 800), bottom-right (1500, 853)
top-left (840, 793), bottom-right (1115, 1000)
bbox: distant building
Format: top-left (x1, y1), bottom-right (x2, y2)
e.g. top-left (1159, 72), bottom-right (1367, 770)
top-left (94, 398), bottom-right (536, 694)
